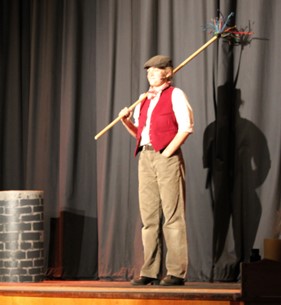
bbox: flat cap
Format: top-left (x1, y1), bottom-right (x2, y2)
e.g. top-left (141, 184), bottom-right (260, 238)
top-left (144, 55), bottom-right (173, 69)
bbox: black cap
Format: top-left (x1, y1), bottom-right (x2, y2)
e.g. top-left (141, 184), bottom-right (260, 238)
top-left (144, 55), bottom-right (173, 69)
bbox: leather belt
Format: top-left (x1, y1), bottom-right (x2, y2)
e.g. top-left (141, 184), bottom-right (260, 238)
top-left (141, 144), bottom-right (154, 151)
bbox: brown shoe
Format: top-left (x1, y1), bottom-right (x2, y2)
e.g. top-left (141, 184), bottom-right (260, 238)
top-left (131, 276), bottom-right (159, 285)
top-left (160, 275), bottom-right (185, 286)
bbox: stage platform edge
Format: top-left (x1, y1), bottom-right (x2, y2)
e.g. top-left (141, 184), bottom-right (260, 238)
top-left (0, 280), bottom-right (243, 305)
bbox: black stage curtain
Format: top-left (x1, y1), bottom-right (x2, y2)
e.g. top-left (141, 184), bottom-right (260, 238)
top-left (0, 0), bottom-right (280, 281)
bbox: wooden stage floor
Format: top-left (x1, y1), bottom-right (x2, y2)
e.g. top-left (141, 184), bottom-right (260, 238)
top-left (0, 280), bottom-right (242, 305)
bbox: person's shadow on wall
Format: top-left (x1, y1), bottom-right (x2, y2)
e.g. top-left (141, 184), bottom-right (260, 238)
top-left (203, 82), bottom-right (271, 281)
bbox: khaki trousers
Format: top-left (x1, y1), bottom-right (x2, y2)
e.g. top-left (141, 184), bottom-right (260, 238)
top-left (138, 148), bottom-right (188, 279)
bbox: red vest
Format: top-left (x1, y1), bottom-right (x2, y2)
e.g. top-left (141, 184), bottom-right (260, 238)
top-left (135, 86), bottom-right (178, 155)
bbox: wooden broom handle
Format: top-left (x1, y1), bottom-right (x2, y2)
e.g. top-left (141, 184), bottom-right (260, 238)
top-left (95, 35), bottom-right (218, 140)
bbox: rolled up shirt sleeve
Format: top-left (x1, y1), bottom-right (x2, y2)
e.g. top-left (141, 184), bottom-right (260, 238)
top-left (172, 88), bottom-right (194, 134)
top-left (133, 103), bottom-right (140, 127)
